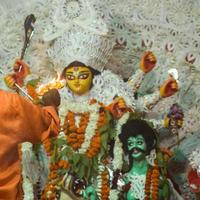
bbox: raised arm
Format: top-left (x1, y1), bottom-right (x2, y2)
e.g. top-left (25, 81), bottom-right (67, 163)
top-left (0, 89), bottom-right (60, 144)
top-left (128, 51), bottom-right (157, 92)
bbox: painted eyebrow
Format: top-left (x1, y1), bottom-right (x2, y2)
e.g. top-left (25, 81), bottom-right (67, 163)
top-left (136, 138), bottom-right (144, 141)
top-left (136, 138), bottom-right (144, 140)
top-left (79, 71), bottom-right (90, 73)
top-left (128, 137), bottom-right (143, 141)
top-left (66, 71), bottom-right (90, 74)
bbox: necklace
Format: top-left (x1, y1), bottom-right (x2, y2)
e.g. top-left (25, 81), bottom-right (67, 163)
top-left (62, 100), bottom-right (107, 157)
top-left (125, 162), bottom-right (160, 200)
top-left (144, 162), bottom-right (160, 200)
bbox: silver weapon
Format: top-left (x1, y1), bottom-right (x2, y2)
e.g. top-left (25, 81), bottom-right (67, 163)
top-left (13, 14), bottom-right (36, 101)
top-left (18, 14), bottom-right (36, 72)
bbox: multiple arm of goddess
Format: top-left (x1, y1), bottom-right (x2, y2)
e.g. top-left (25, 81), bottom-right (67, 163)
top-left (128, 51), bottom-right (179, 130)
top-left (129, 51), bottom-right (178, 109)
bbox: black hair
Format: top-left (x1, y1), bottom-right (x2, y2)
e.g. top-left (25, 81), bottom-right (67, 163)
top-left (119, 119), bottom-right (157, 155)
top-left (61, 60), bottom-right (100, 79)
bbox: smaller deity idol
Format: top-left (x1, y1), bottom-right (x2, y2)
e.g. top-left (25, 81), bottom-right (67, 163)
top-left (118, 119), bottom-right (170, 200)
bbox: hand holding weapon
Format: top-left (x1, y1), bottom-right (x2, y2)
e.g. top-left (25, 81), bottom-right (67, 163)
top-left (12, 14), bottom-right (36, 101)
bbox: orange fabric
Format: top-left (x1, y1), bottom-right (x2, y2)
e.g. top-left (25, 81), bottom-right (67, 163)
top-left (0, 90), bottom-right (60, 200)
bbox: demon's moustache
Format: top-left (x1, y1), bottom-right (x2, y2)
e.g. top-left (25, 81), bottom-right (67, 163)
top-left (129, 147), bottom-right (146, 154)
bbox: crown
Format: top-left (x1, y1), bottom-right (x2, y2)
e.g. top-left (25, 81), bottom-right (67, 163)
top-left (46, 26), bottom-right (114, 71)
top-left (43, 0), bottom-right (114, 71)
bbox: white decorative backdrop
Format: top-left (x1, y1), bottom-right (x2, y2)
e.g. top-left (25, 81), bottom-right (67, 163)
top-left (0, 0), bottom-right (200, 198)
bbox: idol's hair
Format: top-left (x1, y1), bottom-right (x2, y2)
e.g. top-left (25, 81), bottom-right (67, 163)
top-left (119, 119), bottom-right (157, 154)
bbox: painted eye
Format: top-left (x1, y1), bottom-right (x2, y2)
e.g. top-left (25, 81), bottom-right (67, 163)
top-left (128, 142), bottom-right (133, 146)
top-left (137, 141), bottom-right (143, 145)
top-left (79, 74), bottom-right (89, 79)
top-left (66, 75), bottom-right (75, 80)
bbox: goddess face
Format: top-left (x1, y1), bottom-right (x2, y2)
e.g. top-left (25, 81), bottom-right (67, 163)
top-left (65, 66), bottom-right (92, 95)
top-left (127, 134), bottom-right (147, 160)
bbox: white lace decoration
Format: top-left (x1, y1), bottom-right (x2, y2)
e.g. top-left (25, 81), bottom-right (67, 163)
top-left (113, 112), bottom-right (130, 170)
top-left (188, 148), bottom-right (200, 175)
top-left (1, 0), bottom-right (200, 199)
top-left (43, 0), bottom-right (109, 40)
top-left (91, 70), bottom-right (136, 110)
top-left (43, 0), bottom-right (114, 71)
top-left (21, 142), bottom-right (35, 200)
top-left (109, 189), bottom-right (120, 200)
top-left (137, 90), bottom-right (161, 112)
top-left (146, 149), bottom-right (156, 166)
top-left (128, 69), bottom-right (144, 93)
top-left (46, 25), bottom-right (114, 71)
top-left (62, 0), bottom-right (83, 19)
top-left (125, 173), bottom-right (146, 200)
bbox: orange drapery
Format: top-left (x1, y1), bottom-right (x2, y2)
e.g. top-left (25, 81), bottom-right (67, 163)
top-left (0, 90), bottom-right (59, 200)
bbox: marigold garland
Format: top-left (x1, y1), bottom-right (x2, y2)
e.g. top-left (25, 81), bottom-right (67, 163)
top-left (63, 105), bottom-right (107, 158)
top-left (42, 136), bottom-right (71, 199)
top-left (43, 137), bottom-right (54, 156)
top-left (26, 84), bottom-right (39, 101)
top-left (86, 131), bottom-right (101, 158)
top-left (97, 168), bottom-right (110, 200)
top-left (64, 111), bottom-right (89, 151)
top-left (160, 148), bottom-right (173, 162)
top-left (144, 162), bottom-right (160, 200)
top-left (86, 110), bottom-right (107, 158)
top-left (41, 161), bottom-right (70, 200)
top-left (42, 100), bottom-right (110, 200)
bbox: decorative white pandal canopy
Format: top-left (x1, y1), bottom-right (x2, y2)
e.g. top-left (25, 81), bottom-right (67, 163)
top-left (0, 0), bottom-right (200, 199)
